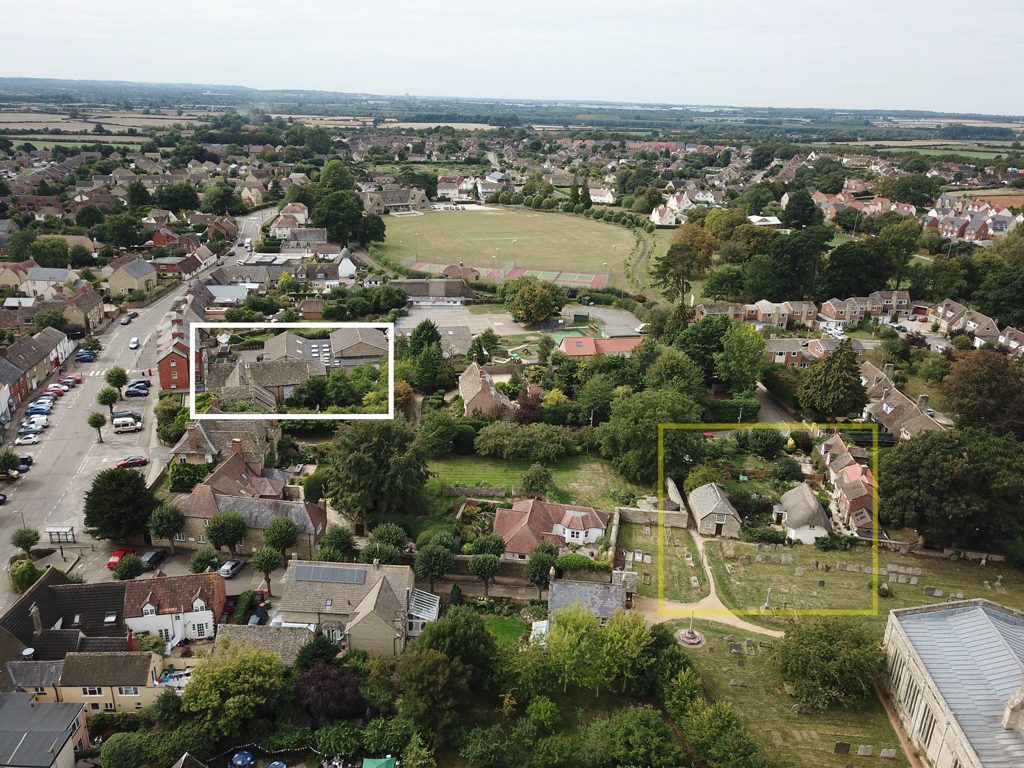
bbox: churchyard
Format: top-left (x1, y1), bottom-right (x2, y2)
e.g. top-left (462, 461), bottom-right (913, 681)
top-left (673, 617), bottom-right (908, 768)
top-left (703, 537), bottom-right (1024, 632)
top-left (617, 522), bottom-right (709, 602)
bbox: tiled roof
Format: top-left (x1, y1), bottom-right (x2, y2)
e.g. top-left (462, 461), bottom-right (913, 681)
top-left (686, 483), bottom-right (741, 523)
top-left (279, 561), bottom-right (413, 620)
top-left (549, 579), bottom-right (626, 620)
top-left (5, 660), bottom-right (64, 689)
top-left (60, 652), bottom-right (153, 687)
top-left (215, 624), bottom-right (314, 666)
top-left (202, 452), bottom-right (285, 498)
top-left (329, 327), bottom-right (388, 356)
top-left (122, 572), bottom-right (227, 622)
top-left (493, 498), bottom-right (608, 555)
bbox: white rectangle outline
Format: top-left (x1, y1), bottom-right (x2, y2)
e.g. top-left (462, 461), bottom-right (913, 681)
top-left (188, 321), bottom-right (394, 421)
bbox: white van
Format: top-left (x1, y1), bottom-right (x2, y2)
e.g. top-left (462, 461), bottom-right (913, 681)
top-left (244, 237), bottom-right (253, 251)
top-left (112, 416), bottom-right (143, 433)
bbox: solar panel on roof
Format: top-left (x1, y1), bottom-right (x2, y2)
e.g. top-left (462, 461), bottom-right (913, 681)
top-left (295, 564), bottom-right (366, 584)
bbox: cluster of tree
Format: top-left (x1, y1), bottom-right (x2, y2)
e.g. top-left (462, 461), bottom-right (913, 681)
top-left (286, 363), bottom-right (384, 412)
top-left (392, 319), bottom-right (457, 394)
top-left (286, 159), bottom-right (385, 245)
top-left (496, 275), bottom-right (567, 326)
top-left (320, 284), bottom-right (409, 322)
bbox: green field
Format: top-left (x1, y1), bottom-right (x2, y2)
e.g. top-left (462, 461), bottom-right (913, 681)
top-left (483, 615), bottom-right (528, 647)
top-left (671, 617), bottom-right (908, 768)
top-left (703, 539), bottom-right (1024, 633)
top-left (379, 208), bottom-right (638, 288)
top-left (427, 455), bottom-right (648, 510)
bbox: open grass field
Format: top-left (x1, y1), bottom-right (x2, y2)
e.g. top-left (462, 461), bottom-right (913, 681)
top-left (483, 615), bottom-right (528, 647)
top-left (379, 208), bottom-right (637, 289)
top-left (669, 617), bottom-right (908, 768)
top-left (427, 454), bottom-right (648, 509)
top-left (618, 523), bottom-right (708, 602)
top-left (703, 538), bottom-right (1024, 634)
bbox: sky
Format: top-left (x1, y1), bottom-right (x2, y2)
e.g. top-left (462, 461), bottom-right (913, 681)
top-left (2, 0), bottom-right (1022, 115)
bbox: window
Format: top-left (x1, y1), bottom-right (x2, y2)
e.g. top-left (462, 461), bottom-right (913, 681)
top-left (716, 514), bottom-right (727, 524)
top-left (196, 623), bottom-right (206, 638)
top-left (117, 686), bottom-right (138, 696)
top-left (170, 359), bottom-right (176, 367)
top-left (917, 706), bottom-right (936, 749)
top-left (174, 532), bottom-right (186, 542)
top-left (903, 679), bottom-right (921, 719)
top-left (171, 370), bottom-right (178, 379)
top-left (198, 534), bottom-right (207, 544)
top-left (158, 629), bottom-right (170, 641)
top-left (103, 702), bottom-right (114, 711)
top-left (143, 604), bottom-right (156, 616)
top-left (82, 687), bottom-right (102, 696)
top-left (34, 687), bottom-right (45, 694)
top-left (90, 703), bottom-right (99, 711)
top-left (203, 519), bottom-right (210, 527)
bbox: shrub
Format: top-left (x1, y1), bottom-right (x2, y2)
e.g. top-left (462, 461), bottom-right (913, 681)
top-left (683, 464), bottom-right (725, 494)
top-left (815, 533), bottom-right (852, 551)
top-left (316, 721), bottom-right (363, 757)
top-left (742, 525), bottom-right (787, 544)
top-left (735, 428), bottom-right (786, 459)
top-left (772, 456), bottom-right (804, 482)
top-left (169, 461), bottom-right (212, 491)
top-left (231, 591), bottom-right (254, 624)
top-left (555, 553), bottom-right (605, 572)
top-left (9, 559), bottom-right (41, 592)
top-left (474, 422), bottom-right (576, 462)
top-left (362, 716), bottom-right (417, 755)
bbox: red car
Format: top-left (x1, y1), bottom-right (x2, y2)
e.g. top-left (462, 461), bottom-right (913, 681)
top-left (39, 387), bottom-right (64, 397)
top-left (116, 456), bottom-right (149, 469)
top-left (106, 548), bottom-right (134, 569)
top-left (67, 373), bottom-right (83, 384)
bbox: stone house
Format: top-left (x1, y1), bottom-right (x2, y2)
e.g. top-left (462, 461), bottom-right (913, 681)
top-left (686, 483), bottom-right (741, 538)
top-left (109, 259), bottom-right (157, 295)
top-left (458, 362), bottom-right (511, 418)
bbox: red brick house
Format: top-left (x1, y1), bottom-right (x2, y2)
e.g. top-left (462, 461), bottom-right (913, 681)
top-left (158, 339), bottom-right (200, 391)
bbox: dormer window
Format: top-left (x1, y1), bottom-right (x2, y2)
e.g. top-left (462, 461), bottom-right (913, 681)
top-left (143, 603), bottom-right (156, 617)
top-left (192, 599), bottom-right (205, 612)
top-left (882, 403), bottom-right (895, 415)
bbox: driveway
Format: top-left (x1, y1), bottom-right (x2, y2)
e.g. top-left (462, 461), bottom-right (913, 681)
top-left (396, 304), bottom-right (530, 335)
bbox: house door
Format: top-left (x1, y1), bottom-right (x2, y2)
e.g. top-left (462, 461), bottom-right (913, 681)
top-left (715, 523), bottom-right (724, 536)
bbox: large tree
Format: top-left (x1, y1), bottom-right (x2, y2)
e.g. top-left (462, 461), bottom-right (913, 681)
top-left (96, 386), bottom-right (119, 415)
top-left (771, 619), bottom-right (885, 711)
top-left (264, 517), bottom-right (298, 556)
top-left (974, 254), bottom-right (1024, 328)
top-left (650, 242), bottom-right (711, 302)
top-left (414, 544), bottom-right (455, 591)
top-left (781, 188), bottom-right (824, 229)
top-left (250, 547), bottom-right (283, 596)
top-left (674, 315), bottom-right (731, 380)
top-left (746, 226), bottom-right (832, 300)
top-left (879, 428), bottom-right (1024, 549)
top-left (415, 605), bottom-right (497, 688)
top-left (206, 512), bottom-right (247, 555)
top-left (645, 346), bottom-right (705, 401)
top-left (397, 648), bottom-right (470, 743)
top-left (796, 339), bottom-right (868, 418)
top-left (525, 541), bottom-right (558, 599)
top-left (497, 275), bottom-right (566, 326)
top-left (321, 418), bottom-right (430, 527)
top-left (311, 189), bottom-right (365, 243)
top-left (149, 504), bottom-right (185, 554)
top-left (408, 319), bottom-right (441, 355)
top-left (598, 389), bottom-right (703, 484)
top-left (468, 553), bottom-right (500, 596)
top-left (83, 467), bottom-right (157, 541)
top-left (200, 182), bottom-right (244, 215)
top-left (713, 322), bottom-right (765, 393)
top-left (879, 219), bottom-right (922, 288)
top-left (180, 642), bottom-right (287, 739)
top-left (818, 240), bottom-right (893, 300)
top-left (296, 662), bottom-right (366, 728)
top-left (941, 350), bottom-right (1024, 439)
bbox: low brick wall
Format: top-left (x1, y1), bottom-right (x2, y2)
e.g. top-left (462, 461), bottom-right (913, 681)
top-left (617, 507), bottom-right (690, 529)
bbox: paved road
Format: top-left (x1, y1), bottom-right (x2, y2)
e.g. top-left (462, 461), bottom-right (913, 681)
top-left (0, 210), bottom-right (272, 612)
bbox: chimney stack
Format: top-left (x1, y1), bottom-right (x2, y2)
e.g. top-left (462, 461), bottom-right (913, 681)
top-left (917, 393), bottom-right (929, 410)
top-left (187, 423), bottom-right (198, 450)
top-left (231, 438), bottom-right (242, 455)
top-left (29, 603), bottom-right (42, 635)
top-left (881, 387), bottom-right (890, 400)
top-left (883, 363), bottom-right (894, 380)
top-left (1002, 684), bottom-right (1024, 731)
top-left (372, 558), bottom-right (380, 571)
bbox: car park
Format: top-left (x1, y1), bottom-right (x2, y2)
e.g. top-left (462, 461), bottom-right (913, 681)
top-left (219, 559), bottom-right (245, 578)
top-left (129, 337), bottom-right (140, 350)
top-left (14, 435), bottom-right (40, 445)
top-left (106, 548), bottom-right (134, 569)
top-left (139, 549), bottom-right (166, 570)
top-left (116, 456), bottom-right (149, 468)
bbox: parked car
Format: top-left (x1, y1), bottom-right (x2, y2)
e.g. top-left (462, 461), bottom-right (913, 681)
top-left (67, 373), bottom-right (83, 384)
top-left (215, 259), bottom-right (224, 266)
top-left (14, 435), bottom-right (40, 446)
top-left (106, 548), bottom-right (134, 569)
top-left (111, 410), bottom-right (142, 422)
top-left (18, 425), bottom-right (46, 436)
top-left (128, 311), bottom-right (139, 319)
top-left (25, 407), bottom-right (51, 416)
top-left (128, 379), bottom-right (151, 390)
top-left (918, 316), bottom-right (929, 323)
top-left (139, 549), bottom-right (166, 570)
top-left (21, 416), bottom-right (48, 427)
top-left (0, 493), bottom-right (6, 505)
top-left (119, 316), bottom-right (132, 326)
top-left (237, 241), bottom-right (245, 247)
top-left (116, 456), bottom-right (149, 468)
top-left (43, 386), bottom-right (66, 395)
top-left (48, 383), bottom-right (69, 392)
top-left (18, 456), bottom-right (33, 466)
top-left (59, 378), bottom-right (76, 388)
top-left (124, 386), bottom-right (149, 398)
top-left (128, 337), bottom-right (140, 350)
top-left (17, 463), bottom-right (30, 473)
top-left (219, 559), bottom-right (245, 578)
top-left (75, 353), bottom-right (96, 363)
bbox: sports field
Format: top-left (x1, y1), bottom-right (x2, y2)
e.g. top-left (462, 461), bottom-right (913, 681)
top-left (378, 207), bottom-right (637, 289)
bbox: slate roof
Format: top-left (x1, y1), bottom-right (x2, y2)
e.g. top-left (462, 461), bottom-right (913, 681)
top-left (686, 483), bottom-right (741, 524)
top-left (388, 278), bottom-right (474, 299)
top-left (60, 652), bottom-right (153, 687)
top-left (329, 327), bottom-right (388, 357)
top-left (118, 259), bottom-right (156, 278)
top-left (215, 624), bottom-right (314, 666)
top-left (25, 267), bottom-right (74, 283)
top-left (892, 601), bottom-right (1024, 768)
top-left (0, 692), bottom-right (83, 768)
top-left (5, 660), bottom-right (64, 689)
top-left (279, 561), bottom-right (413, 627)
top-left (227, 358), bottom-right (325, 389)
top-left (172, 485), bottom-right (326, 535)
top-left (202, 452), bottom-right (285, 498)
top-left (0, 357), bottom-right (25, 386)
top-left (549, 579), bottom-right (627, 620)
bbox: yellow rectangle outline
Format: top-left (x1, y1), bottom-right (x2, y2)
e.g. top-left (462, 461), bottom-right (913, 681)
top-left (656, 422), bottom-right (879, 617)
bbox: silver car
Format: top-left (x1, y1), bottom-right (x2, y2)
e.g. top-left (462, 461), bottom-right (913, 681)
top-left (219, 559), bottom-right (245, 578)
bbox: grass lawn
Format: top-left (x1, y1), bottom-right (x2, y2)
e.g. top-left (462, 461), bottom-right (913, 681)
top-left (427, 454), bottom-right (649, 509)
top-left (483, 615), bottom-right (528, 647)
top-left (704, 538), bottom-right (1024, 634)
top-left (829, 232), bottom-right (856, 248)
top-left (668, 617), bottom-right (908, 768)
top-left (617, 523), bottom-right (709, 602)
top-left (379, 208), bottom-right (637, 288)
top-left (900, 372), bottom-right (949, 413)
top-left (466, 302), bottom-right (506, 314)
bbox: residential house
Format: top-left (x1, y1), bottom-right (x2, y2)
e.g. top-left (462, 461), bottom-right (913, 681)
top-left (548, 574), bottom-right (637, 622)
top-left (297, 298), bottom-right (324, 320)
top-left (122, 573), bottom-right (227, 648)
top-left (686, 483), bottom-right (741, 538)
top-left (557, 335), bottom-right (643, 357)
top-left (0, 258), bottom-right (38, 290)
top-left (224, 358), bottom-right (326, 404)
top-left (785, 300), bottom-right (819, 327)
top-left (279, 202), bottom-right (309, 224)
top-left (649, 205), bottom-right (678, 227)
top-left (289, 228), bottom-right (328, 247)
top-left (747, 215), bottom-right (782, 228)
top-left (157, 339), bottom-right (199, 392)
top-left (360, 186), bottom-right (431, 215)
top-left (260, 327), bottom-right (389, 370)
top-left (867, 290), bottom-right (912, 319)
top-left (492, 498), bottom-right (609, 560)
top-left (818, 297), bottom-right (866, 331)
top-left (54, 652), bottom-right (164, 714)
top-left (276, 561), bottom-right (439, 656)
top-left (458, 363), bottom-right (511, 418)
top-left (0, 692), bottom-right (89, 767)
top-left (859, 361), bottom-right (944, 440)
top-left (34, 327), bottom-right (74, 368)
top-left (170, 414), bottom-right (280, 471)
top-left (961, 310), bottom-right (1000, 348)
top-left (0, 219), bottom-right (20, 255)
top-left (1, 329), bottom-right (66, 390)
top-left (387, 278), bottom-right (475, 306)
top-left (774, 483), bottom-right (831, 544)
top-left (765, 337), bottom-right (813, 368)
top-left (441, 264), bottom-right (481, 282)
top-left (588, 186), bottom-right (617, 204)
top-left (150, 254), bottom-right (202, 277)
top-left (0, 357), bottom-right (26, 426)
top-left (270, 214), bottom-right (300, 239)
top-left (694, 302), bottom-right (745, 323)
top-left (930, 299), bottom-right (968, 333)
top-left (997, 326), bottom-right (1024, 359)
top-left (292, 262), bottom-right (345, 292)
top-left (435, 326), bottom-right (472, 360)
top-left (22, 268), bottom-right (79, 300)
top-left (108, 259), bottom-right (157, 295)
top-left (884, 600), bottom-right (1024, 768)
top-left (53, 285), bottom-right (104, 333)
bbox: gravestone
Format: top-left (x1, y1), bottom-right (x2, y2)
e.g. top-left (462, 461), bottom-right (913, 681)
top-left (643, 553), bottom-right (653, 564)
top-left (756, 555), bottom-right (764, 563)
top-left (913, 567), bottom-right (922, 576)
top-left (642, 572), bottom-right (652, 585)
top-left (729, 642), bottom-right (743, 654)
top-left (690, 576), bottom-right (700, 589)
top-left (833, 742), bottom-right (851, 756)
top-left (889, 573), bottom-right (898, 583)
top-left (758, 543), bottom-right (765, 551)
top-left (858, 745), bottom-right (873, 757)
top-left (879, 748), bottom-right (897, 759)
top-left (643, 523), bottom-right (651, 535)
top-left (729, 679), bottom-right (748, 687)
top-left (790, 704), bottom-right (806, 714)
top-left (818, 579), bottom-right (826, 588)
top-left (736, 657), bottom-right (745, 667)
top-left (934, 588), bottom-right (944, 597)
top-left (995, 574), bottom-right (1004, 588)
top-left (898, 575), bottom-right (908, 584)
top-left (624, 551), bottom-right (634, 563)
top-left (923, 586), bottom-right (937, 597)
top-left (910, 576), bottom-right (918, 586)
top-left (900, 546), bottom-right (909, 555)
top-left (634, 549), bottom-right (643, 561)
top-left (746, 639), bottom-right (756, 652)
top-left (955, 591), bottom-right (965, 599)
top-left (796, 567), bottom-right (805, 576)
top-left (782, 554), bottom-right (793, 565)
